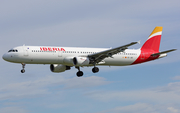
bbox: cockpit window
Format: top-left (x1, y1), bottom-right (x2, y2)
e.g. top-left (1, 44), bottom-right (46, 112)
top-left (8, 49), bottom-right (18, 52)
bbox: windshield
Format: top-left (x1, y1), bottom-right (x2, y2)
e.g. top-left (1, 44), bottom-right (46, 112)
top-left (8, 49), bottom-right (18, 52)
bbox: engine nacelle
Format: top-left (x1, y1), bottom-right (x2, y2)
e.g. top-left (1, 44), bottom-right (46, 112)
top-left (50, 64), bottom-right (70, 73)
top-left (73, 57), bottom-right (90, 66)
top-left (63, 57), bottom-right (74, 66)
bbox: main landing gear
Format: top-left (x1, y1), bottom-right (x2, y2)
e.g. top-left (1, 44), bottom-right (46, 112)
top-left (21, 63), bottom-right (25, 73)
top-left (76, 66), bottom-right (83, 77)
top-left (75, 66), bottom-right (99, 77)
top-left (92, 67), bottom-right (99, 73)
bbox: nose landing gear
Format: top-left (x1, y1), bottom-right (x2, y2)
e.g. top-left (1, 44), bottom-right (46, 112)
top-left (21, 63), bottom-right (25, 73)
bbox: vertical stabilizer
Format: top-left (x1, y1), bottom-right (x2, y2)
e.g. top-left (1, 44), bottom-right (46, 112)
top-left (141, 26), bottom-right (163, 52)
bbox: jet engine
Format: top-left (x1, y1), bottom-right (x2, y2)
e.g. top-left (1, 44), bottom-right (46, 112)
top-left (63, 57), bottom-right (74, 66)
top-left (50, 64), bottom-right (70, 73)
top-left (73, 57), bottom-right (90, 66)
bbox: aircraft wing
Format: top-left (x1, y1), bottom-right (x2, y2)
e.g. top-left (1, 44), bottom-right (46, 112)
top-left (87, 42), bottom-right (138, 64)
top-left (151, 49), bottom-right (177, 56)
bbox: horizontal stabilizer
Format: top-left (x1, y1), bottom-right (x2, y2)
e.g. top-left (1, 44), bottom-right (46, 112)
top-left (151, 49), bottom-right (177, 56)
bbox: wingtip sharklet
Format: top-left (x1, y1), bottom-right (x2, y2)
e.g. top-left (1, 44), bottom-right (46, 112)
top-left (138, 40), bottom-right (141, 44)
top-left (131, 41), bottom-right (140, 45)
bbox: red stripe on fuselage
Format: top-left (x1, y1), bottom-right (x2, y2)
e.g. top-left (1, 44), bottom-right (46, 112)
top-left (131, 50), bottom-right (159, 65)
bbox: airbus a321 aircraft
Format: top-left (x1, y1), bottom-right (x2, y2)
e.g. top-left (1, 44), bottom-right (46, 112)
top-left (2, 27), bottom-right (176, 77)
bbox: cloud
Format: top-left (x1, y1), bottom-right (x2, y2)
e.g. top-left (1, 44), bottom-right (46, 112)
top-left (98, 103), bottom-right (180, 113)
top-left (167, 107), bottom-right (179, 113)
top-left (103, 103), bottom-right (156, 113)
top-left (0, 107), bottom-right (28, 113)
top-left (0, 75), bottom-right (110, 100)
top-left (155, 82), bottom-right (180, 94)
top-left (1, 0), bottom-right (180, 48)
top-left (86, 81), bottom-right (180, 103)
top-left (63, 76), bottom-right (111, 89)
top-left (86, 90), bottom-right (180, 103)
top-left (172, 76), bottom-right (180, 80)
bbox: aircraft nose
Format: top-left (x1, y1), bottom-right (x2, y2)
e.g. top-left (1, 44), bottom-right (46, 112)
top-left (2, 54), bottom-right (6, 60)
top-left (2, 53), bottom-right (9, 61)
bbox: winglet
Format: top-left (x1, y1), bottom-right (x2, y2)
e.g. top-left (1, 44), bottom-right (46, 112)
top-left (138, 40), bottom-right (141, 44)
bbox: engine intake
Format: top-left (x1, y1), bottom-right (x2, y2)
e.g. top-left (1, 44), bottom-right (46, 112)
top-left (73, 57), bottom-right (90, 66)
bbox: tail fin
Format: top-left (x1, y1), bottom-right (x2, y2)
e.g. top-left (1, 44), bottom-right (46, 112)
top-left (141, 26), bottom-right (163, 52)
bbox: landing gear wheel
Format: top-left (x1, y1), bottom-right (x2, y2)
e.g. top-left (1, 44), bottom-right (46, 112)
top-left (77, 71), bottom-right (83, 77)
top-left (92, 67), bottom-right (99, 73)
top-left (21, 69), bottom-right (25, 73)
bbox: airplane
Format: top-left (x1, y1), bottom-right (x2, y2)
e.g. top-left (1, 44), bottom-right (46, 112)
top-left (2, 26), bottom-right (176, 77)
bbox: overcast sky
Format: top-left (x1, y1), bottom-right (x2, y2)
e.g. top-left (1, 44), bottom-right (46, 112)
top-left (0, 0), bottom-right (180, 113)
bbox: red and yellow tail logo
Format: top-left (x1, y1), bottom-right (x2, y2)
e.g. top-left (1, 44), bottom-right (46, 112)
top-left (148, 26), bottom-right (163, 40)
top-left (141, 26), bottom-right (163, 52)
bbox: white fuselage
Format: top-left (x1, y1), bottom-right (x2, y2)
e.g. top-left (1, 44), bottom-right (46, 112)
top-left (3, 46), bottom-right (141, 66)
